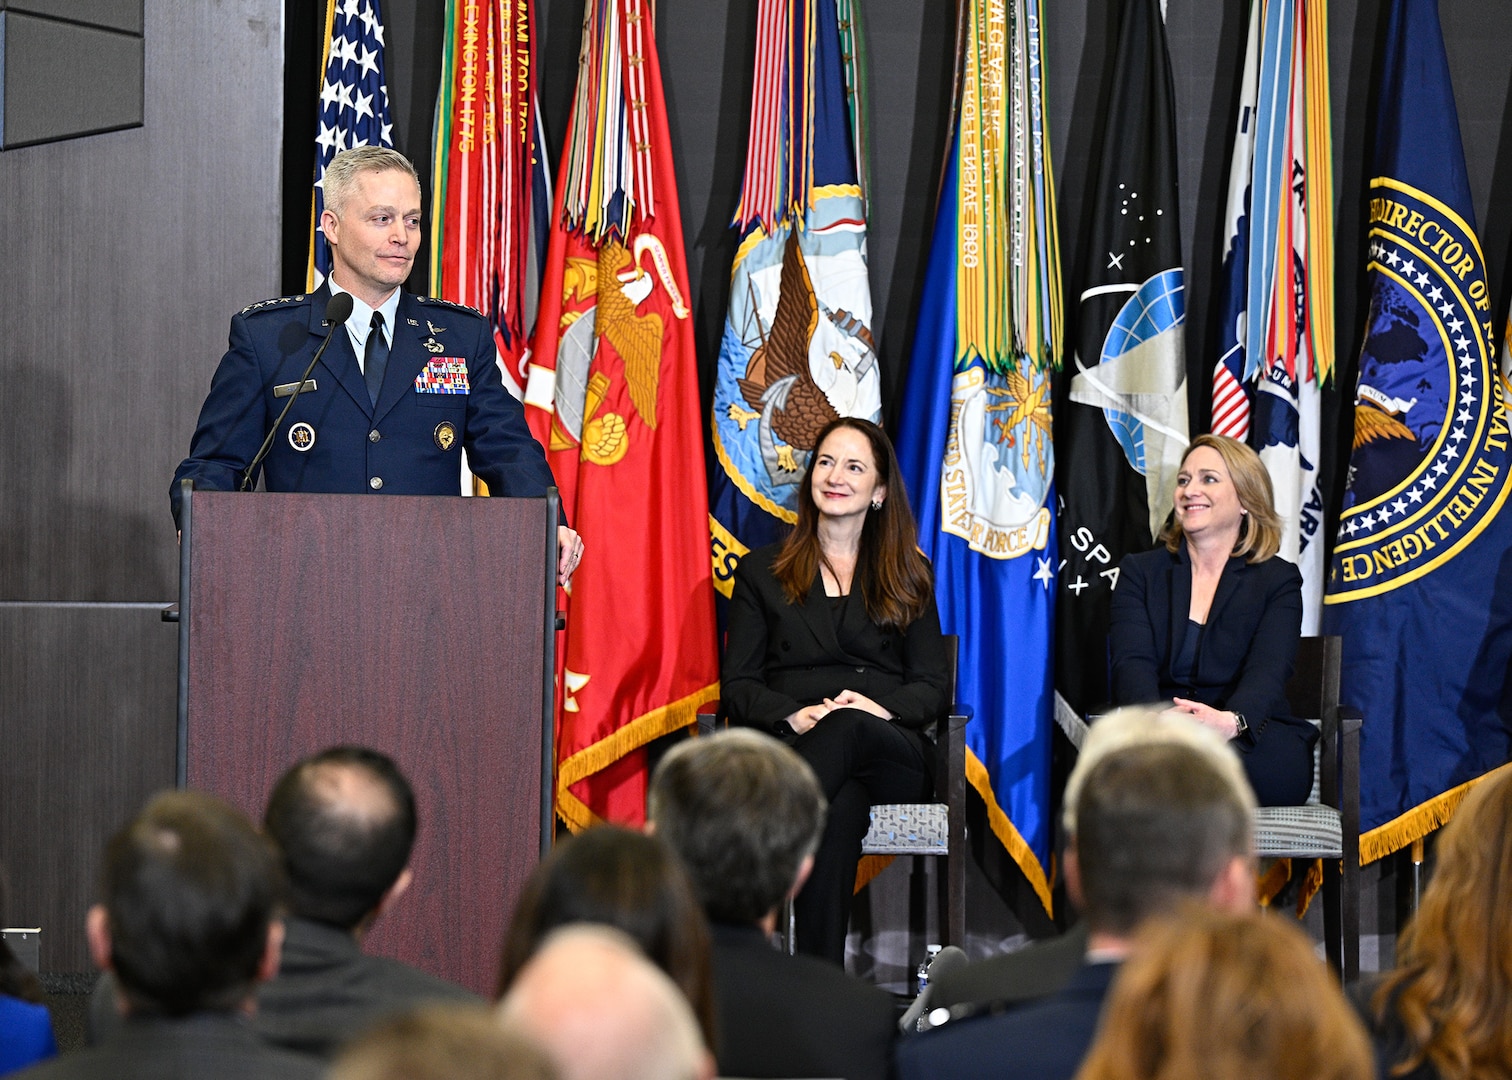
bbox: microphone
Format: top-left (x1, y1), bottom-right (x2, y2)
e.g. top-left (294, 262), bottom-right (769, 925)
top-left (898, 944), bottom-right (970, 1032)
top-left (240, 292), bottom-right (355, 492)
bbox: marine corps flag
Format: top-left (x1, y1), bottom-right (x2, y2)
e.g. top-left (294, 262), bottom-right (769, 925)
top-left (898, 0), bottom-right (1063, 914)
top-left (523, 0), bottom-right (719, 829)
top-left (1323, 0), bottom-right (1512, 863)
top-left (708, 0), bottom-right (882, 601)
top-left (1054, 0), bottom-right (1187, 723)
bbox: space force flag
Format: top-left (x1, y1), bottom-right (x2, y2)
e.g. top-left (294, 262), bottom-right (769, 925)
top-left (708, 0), bottom-right (882, 599)
top-left (1323, 0), bottom-right (1512, 862)
top-left (1053, 0), bottom-right (1186, 722)
top-left (308, 0), bottom-right (395, 289)
top-left (898, 0), bottom-right (1063, 914)
top-left (1210, 0), bottom-right (1334, 632)
top-left (523, 0), bottom-right (719, 830)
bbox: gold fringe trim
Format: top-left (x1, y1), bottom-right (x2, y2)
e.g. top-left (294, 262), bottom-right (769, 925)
top-left (854, 855), bottom-right (894, 894)
top-left (556, 682), bottom-right (719, 792)
top-left (964, 748), bottom-right (1054, 916)
top-left (556, 787), bottom-right (600, 834)
top-left (1296, 858), bottom-right (1323, 917)
top-left (1359, 762), bottom-right (1512, 865)
top-left (1256, 858), bottom-right (1293, 907)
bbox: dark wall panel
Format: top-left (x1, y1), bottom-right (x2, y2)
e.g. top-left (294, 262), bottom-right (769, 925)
top-left (0, 12), bottom-right (143, 149)
top-left (0, 603), bottom-right (177, 973)
top-left (0, 0), bottom-right (283, 602)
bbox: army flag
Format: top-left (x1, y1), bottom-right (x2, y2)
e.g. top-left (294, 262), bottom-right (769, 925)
top-left (523, 0), bottom-right (719, 829)
top-left (428, 0), bottom-right (541, 397)
top-left (1323, 0), bottom-right (1512, 862)
top-left (1054, 0), bottom-right (1186, 721)
top-left (898, 0), bottom-right (1063, 914)
top-left (707, 0), bottom-right (882, 601)
top-left (308, 0), bottom-right (395, 289)
top-left (1210, 0), bottom-right (1333, 631)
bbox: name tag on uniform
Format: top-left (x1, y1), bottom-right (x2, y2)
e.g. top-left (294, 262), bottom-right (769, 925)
top-left (415, 358), bottom-right (470, 394)
top-left (273, 379), bottom-right (318, 398)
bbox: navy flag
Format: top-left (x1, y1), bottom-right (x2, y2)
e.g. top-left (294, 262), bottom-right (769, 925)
top-left (1053, 0), bottom-right (1187, 722)
top-left (1323, 0), bottom-right (1512, 863)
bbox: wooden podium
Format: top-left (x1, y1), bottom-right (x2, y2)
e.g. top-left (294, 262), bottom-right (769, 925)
top-left (175, 484), bottom-right (558, 995)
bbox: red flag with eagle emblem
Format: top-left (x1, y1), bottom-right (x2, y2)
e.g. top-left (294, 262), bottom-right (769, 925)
top-left (523, 0), bottom-right (718, 830)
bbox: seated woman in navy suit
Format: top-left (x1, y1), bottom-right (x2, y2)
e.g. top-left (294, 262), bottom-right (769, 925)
top-left (722, 418), bottom-right (949, 965)
top-left (1110, 434), bottom-right (1316, 806)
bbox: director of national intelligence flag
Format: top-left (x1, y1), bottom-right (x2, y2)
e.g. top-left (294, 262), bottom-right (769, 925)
top-left (1323, 0), bottom-right (1512, 864)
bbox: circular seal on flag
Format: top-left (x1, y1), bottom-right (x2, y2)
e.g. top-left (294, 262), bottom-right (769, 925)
top-left (434, 422), bottom-right (456, 451)
top-left (288, 422), bottom-right (315, 452)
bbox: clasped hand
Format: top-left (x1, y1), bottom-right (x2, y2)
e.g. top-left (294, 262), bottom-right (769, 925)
top-left (1163, 697), bottom-right (1241, 741)
top-left (786, 689), bottom-right (890, 734)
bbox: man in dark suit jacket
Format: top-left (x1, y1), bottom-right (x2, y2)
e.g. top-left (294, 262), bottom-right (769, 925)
top-left (649, 729), bottom-right (897, 1080)
top-left (21, 791), bottom-right (323, 1080)
top-left (92, 746), bottom-right (477, 1058)
top-left (897, 711), bottom-right (1258, 1080)
top-left (171, 145), bottom-right (583, 586)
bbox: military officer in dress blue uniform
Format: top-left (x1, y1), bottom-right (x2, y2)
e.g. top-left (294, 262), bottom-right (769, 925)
top-left (173, 146), bottom-right (584, 584)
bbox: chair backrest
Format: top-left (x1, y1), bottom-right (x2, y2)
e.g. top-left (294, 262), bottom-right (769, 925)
top-left (1283, 635), bottom-right (1341, 724)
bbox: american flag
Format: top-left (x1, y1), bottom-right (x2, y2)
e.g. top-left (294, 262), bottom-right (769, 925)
top-left (310, 0), bottom-right (395, 288)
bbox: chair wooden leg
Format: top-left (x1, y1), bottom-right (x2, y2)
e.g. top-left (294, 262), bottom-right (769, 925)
top-left (1322, 860), bottom-right (1343, 980)
top-left (1342, 855), bottom-right (1360, 984)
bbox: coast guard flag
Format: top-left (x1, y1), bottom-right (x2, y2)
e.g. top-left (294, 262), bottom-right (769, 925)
top-left (523, 0), bottom-right (719, 830)
top-left (1323, 0), bottom-right (1512, 863)
top-left (708, 0), bottom-right (882, 603)
top-left (899, 0), bottom-right (1063, 914)
top-left (1054, 0), bottom-right (1186, 723)
top-left (308, 0), bottom-right (395, 289)
top-left (1210, 0), bottom-right (1334, 632)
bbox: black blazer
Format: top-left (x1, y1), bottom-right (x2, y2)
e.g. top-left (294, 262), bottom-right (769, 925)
top-left (1109, 545), bottom-right (1302, 732)
top-left (721, 543), bottom-right (950, 735)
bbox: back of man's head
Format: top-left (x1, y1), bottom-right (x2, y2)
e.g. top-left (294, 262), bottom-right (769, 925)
top-left (647, 729), bottom-right (826, 926)
top-left (496, 926), bottom-right (711, 1080)
top-left (95, 790), bottom-right (281, 1016)
top-left (263, 745), bottom-right (416, 930)
top-left (332, 1005), bottom-right (557, 1080)
top-left (1073, 739), bottom-right (1255, 936)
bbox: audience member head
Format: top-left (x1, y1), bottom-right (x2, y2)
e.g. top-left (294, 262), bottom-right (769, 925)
top-left (1062, 705), bottom-right (1254, 835)
top-left (263, 745), bottom-right (417, 932)
top-left (1069, 719), bottom-right (1255, 938)
top-left (88, 790), bottom-right (283, 1017)
top-left (1372, 770), bottom-right (1512, 1079)
top-left (648, 729), bottom-right (827, 926)
top-left (331, 1005), bottom-right (557, 1080)
top-left (1075, 904), bottom-right (1374, 1080)
top-left (0, 859), bottom-right (44, 1004)
top-left (496, 825), bottom-right (715, 1046)
top-left (496, 925), bottom-right (713, 1080)
top-left (1158, 433), bottom-right (1282, 561)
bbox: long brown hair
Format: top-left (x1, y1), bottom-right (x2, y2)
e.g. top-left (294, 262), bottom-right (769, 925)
top-left (1158, 433), bottom-right (1282, 563)
top-left (1076, 904), bottom-right (1374, 1080)
top-left (770, 418), bottom-right (932, 631)
top-left (1371, 770), bottom-right (1512, 1079)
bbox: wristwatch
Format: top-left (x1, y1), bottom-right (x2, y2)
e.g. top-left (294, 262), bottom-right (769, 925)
top-left (1231, 712), bottom-right (1249, 737)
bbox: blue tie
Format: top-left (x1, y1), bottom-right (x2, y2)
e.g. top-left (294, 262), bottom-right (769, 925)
top-left (365, 311), bottom-right (389, 408)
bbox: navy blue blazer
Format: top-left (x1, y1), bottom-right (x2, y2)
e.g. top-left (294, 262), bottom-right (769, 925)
top-left (1109, 545), bottom-right (1318, 804)
top-left (171, 287), bottom-right (556, 524)
top-left (896, 960), bottom-right (1119, 1080)
top-left (721, 543), bottom-right (950, 735)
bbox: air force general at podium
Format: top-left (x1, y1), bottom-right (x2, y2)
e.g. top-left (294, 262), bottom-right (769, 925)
top-left (172, 146), bottom-right (584, 584)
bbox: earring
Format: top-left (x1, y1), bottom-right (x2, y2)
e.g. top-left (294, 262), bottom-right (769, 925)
top-left (870, 499), bottom-right (883, 511)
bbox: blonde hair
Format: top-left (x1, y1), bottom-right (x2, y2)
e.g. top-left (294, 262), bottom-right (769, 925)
top-left (322, 146), bottom-right (420, 218)
top-left (1371, 769), bottom-right (1512, 1079)
top-left (332, 1005), bottom-right (556, 1080)
top-left (1158, 434), bottom-right (1282, 562)
top-left (1075, 905), bottom-right (1374, 1080)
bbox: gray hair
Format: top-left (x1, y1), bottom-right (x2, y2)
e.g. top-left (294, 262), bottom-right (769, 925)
top-left (322, 146), bottom-right (420, 218)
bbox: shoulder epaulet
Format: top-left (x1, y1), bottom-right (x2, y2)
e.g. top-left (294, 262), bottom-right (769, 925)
top-left (239, 294), bottom-right (307, 316)
top-left (416, 295), bottom-right (486, 320)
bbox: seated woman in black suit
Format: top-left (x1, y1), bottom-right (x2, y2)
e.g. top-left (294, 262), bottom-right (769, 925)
top-left (1109, 433), bottom-right (1316, 806)
top-left (722, 418), bottom-right (949, 965)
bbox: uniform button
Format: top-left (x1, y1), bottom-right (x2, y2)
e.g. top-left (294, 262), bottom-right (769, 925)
top-left (369, 477), bottom-right (383, 490)
top-left (855, 666), bottom-right (866, 673)
top-left (369, 430), bottom-right (381, 442)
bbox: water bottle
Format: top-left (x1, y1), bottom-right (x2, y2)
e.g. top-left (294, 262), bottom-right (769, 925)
top-left (916, 943), bottom-right (943, 996)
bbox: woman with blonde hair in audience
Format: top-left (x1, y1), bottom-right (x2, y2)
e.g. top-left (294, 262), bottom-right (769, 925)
top-left (1075, 904), bottom-right (1373, 1080)
top-left (1366, 769), bottom-right (1512, 1080)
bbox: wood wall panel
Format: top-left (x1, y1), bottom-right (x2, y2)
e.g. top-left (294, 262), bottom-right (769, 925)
top-left (0, 603), bottom-right (177, 973)
top-left (0, 0), bottom-right (283, 602)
